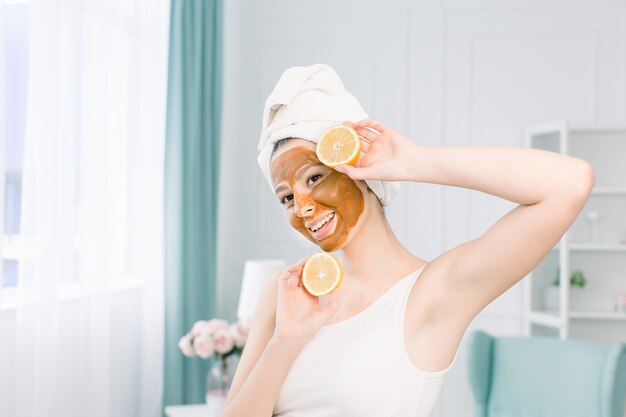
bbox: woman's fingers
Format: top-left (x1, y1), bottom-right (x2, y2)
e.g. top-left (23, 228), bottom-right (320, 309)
top-left (347, 118), bottom-right (387, 135)
top-left (334, 163), bottom-right (372, 180)
top-left (356, 135), bottom-right (371, 153)
top-left (354, 126), bottom-right (380, 144)
top-left (343, 120), bottom-right (372, 152)
top-left (281, 256), bottom-right (309, 286)
top-left (290, 255), bottom-right (311, 287)
top-left (355, 118), bottom-right (387, 134)
top-left (352, 120), bottom-right (384, 151)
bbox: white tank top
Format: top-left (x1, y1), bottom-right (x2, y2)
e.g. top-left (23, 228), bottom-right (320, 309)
top-left (273, 265), bottom-right (457, 417)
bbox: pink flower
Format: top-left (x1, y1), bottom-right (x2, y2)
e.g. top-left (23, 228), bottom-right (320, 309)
top-left (229, 321), bottom-right (250, 348)
top-left (207, 319), bottom-right (229, 333)
top-left (191, 319), bottom-right (228, 337)
top-left (193, 334), bottom-right (215, 359)
top-left (213, 328), bottom-right (235, 354)
top-left (191, 320), bottom-right (211, 337)
top-left (178, 333), bottom-right (195, 357)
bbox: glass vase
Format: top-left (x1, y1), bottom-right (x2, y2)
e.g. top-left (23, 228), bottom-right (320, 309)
top-left (206, 353), bottom-right (240, 414)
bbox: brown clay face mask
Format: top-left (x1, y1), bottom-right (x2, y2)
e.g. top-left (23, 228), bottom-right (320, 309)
top-left (271, 146), bottom-right (364, 252)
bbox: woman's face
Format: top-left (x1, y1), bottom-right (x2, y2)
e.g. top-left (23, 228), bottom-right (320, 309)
top-left (270, 140), bottom-right (366, 252)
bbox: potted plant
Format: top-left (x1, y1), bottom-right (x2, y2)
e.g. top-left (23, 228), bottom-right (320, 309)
top-left (543, 268), bottom-right (587, 311)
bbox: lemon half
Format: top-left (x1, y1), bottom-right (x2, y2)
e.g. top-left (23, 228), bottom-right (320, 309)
top-left (302, 252), bottom-right (344, 297)
top-left (316, 125), bottom-right (361, 169)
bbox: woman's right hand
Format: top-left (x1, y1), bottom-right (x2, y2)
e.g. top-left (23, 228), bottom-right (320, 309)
top-left (334, 119), bottom-right (420, 182)
top-left (273, 255), bottom-right (341, 344)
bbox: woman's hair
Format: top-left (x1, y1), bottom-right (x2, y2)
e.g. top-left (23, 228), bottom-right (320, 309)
top-left (271, 137), bottom-right (386, 217)
top-left (272, 137), bottom-right (297, 155)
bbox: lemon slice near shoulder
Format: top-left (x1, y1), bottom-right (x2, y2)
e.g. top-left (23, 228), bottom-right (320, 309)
top-left (316, 125), bottom-right (361, 169)
top-left (302, 252), bottom-right (344, 297)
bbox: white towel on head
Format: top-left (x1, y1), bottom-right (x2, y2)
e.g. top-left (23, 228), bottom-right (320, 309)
top-left (257, 63), bottom-right (400, 206)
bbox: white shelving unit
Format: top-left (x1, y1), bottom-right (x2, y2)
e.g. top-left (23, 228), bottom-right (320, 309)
top-left (522, 120), bottom-right (626, 344)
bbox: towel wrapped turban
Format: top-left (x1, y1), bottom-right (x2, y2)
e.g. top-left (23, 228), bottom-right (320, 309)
top-left (257, 63), bottom-right (399, 206)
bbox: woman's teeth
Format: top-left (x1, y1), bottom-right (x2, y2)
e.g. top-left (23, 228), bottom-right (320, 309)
top-left (310, 212), bottom-right (335, 232)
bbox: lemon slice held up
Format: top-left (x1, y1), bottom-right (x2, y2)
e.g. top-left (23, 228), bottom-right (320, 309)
top-left (302, 252), bottom-right (344, 297)
top-left (316, 125), bottom-right (361, 169)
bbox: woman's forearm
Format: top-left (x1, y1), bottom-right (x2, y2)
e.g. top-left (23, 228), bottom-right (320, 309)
top-left (405, 145), bottom-right (593, 205)
top-left (220, 337), bottom-right (306, 417)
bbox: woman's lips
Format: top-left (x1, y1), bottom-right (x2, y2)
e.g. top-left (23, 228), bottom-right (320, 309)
top-left (309, 212), bottom-right (337, 240)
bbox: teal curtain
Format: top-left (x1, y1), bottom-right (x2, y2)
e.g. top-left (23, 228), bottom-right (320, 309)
top-left (163, 0), bottom-right (223, 409)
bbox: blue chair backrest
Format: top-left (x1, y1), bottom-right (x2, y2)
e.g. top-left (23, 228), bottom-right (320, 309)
top-left (467, 330), bottom-right (626, 417)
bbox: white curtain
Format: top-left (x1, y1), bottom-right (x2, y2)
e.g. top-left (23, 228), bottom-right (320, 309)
top-left (0, 0), bottom-right (169, 416)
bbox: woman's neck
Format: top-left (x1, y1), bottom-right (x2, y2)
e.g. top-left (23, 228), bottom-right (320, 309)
top-left (337, 209), bottom-right (423, 285)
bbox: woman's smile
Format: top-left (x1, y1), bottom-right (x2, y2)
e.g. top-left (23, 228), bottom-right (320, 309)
top-left (307, 211), bottom-right (337, 240)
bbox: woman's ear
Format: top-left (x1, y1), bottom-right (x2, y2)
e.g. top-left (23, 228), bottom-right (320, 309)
top-left (359, 181), bottom-right (375, 202)
top-left (362, 180), bottom-right (375, 195)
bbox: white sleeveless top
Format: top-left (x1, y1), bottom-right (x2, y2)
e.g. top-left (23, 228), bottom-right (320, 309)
top-left (273, 265), bottom-right (458, 417)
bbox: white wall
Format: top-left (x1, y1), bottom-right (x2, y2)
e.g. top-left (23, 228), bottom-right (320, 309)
top-left (218, 1), bottom-right (626, 415)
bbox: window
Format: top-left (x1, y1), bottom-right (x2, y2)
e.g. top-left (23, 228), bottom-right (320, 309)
top-left (1, 0), bottom-right (143, 292)
top-left (2, 2), bottom-right (28, 288)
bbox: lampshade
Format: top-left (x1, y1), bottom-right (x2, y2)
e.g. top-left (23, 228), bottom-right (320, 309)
top-left (237, 259), bottom-right (287, 322)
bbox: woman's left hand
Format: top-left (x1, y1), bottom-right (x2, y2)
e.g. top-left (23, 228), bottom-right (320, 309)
top-left (334, 119), bottom-right (418, 182)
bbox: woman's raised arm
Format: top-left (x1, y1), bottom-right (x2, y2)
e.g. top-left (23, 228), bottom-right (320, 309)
top-left (337, 118), bottom-right (593, 328)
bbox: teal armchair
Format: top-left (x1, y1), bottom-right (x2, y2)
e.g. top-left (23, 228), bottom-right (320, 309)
top-left (467, 330), bottom-right (626, 417)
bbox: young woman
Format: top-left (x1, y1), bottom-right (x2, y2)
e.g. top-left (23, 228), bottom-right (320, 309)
top-left (220, 65), bottom-right (594, 417)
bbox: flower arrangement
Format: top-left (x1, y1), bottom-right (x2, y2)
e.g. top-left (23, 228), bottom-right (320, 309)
top-left (178, 318), bottom-right (251, 360)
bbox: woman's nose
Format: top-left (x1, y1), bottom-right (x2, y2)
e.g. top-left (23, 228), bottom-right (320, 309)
top-left (294, 195), bottom-right (315, 217)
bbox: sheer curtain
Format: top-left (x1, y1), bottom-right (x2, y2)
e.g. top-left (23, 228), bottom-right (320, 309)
top-left (0, 0), bottom-right (169, 416)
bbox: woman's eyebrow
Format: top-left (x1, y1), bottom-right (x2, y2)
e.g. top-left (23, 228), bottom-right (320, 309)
top-left (273, 162), bottom-right (324, 195)
top-left (295, 162), bottom-right (324, 182)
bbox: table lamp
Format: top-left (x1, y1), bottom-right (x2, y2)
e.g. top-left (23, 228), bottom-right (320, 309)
top-left (237, 259), bottom-right (286, 322)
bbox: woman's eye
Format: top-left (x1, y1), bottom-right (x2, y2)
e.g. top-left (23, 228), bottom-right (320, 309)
top-left (308, 174), bottom-right (322, 185)
top-left (280, 194), bottom-right (293, 205)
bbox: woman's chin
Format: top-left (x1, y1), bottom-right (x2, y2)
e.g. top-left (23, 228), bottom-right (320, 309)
top-left (306, 232), bottom-right (341, 252)
top-left (317, 232), bottom-right (347, 252)
top-left (319, 242), bottom-right (341, 252)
